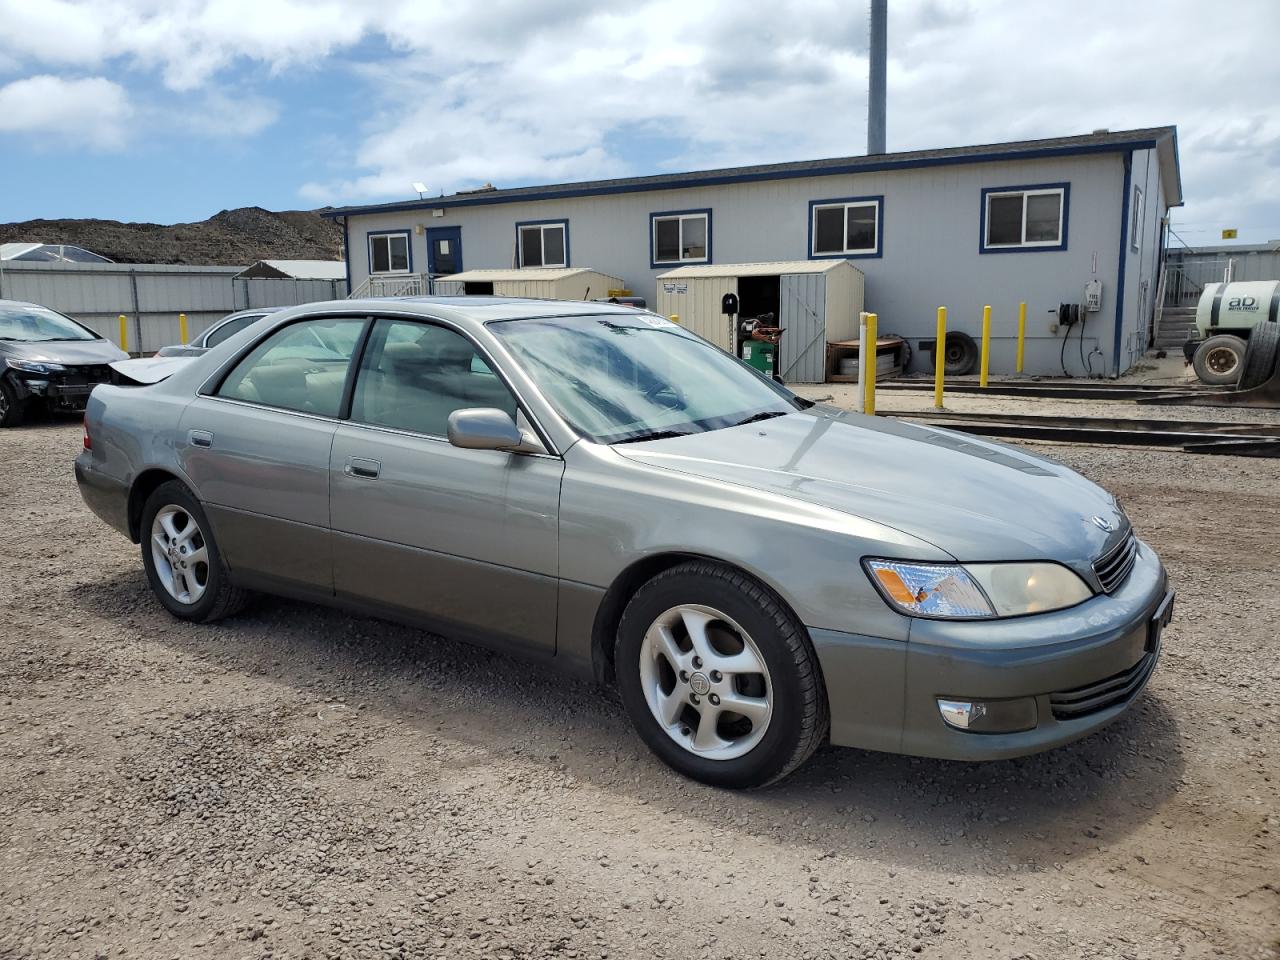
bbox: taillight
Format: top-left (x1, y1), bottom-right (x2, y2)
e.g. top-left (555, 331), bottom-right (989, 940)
top-left (82, 416), bottom-right (91, 450)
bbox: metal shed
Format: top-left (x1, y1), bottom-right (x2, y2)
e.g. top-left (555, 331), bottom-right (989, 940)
top-left (655, 260), bottom-right (865, 382)
top-left (434, 267), bottom-right (625, 301)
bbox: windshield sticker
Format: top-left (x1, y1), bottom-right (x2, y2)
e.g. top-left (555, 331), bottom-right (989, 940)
top-left (639, 316), bottom-right (677, 328)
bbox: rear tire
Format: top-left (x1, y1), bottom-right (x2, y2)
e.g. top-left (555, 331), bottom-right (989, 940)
top-left (140, 480), bottom-right (249, 622)
top-left (1191, 334), bottom-right (1246, 385)
top-left (615, 561), bottom-right (828, 788)
top-left (0, 380), bottom-right (26, 428)
top-left (1239, 322), bottom-right (1280, 391)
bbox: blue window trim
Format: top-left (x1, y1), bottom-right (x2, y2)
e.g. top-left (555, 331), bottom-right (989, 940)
top-left (366, 229), bottom-right (413, 275)
top-left (515, 218), bottom-right (570, 268)
top-left (979, 182), bottom-right (1070, 254)
top-left (1112, 153), bottom-right (1133, 377)
top-left (650, 208), bottom-right (712, 269)
top-left (807, 195), bottom-right (884, 260)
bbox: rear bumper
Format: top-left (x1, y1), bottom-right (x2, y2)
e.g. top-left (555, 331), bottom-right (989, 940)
top-left (75, 454), bottom-right (132, 539)
top-left (813, 541), bottom-right (1171, 760)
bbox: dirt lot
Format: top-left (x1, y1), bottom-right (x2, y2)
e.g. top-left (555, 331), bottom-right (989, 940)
top-left (1, 412), bottom-right (1277, 960)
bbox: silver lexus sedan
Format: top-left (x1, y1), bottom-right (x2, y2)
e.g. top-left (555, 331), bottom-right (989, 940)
top-left (76, 298), bottom-right (1174, 788)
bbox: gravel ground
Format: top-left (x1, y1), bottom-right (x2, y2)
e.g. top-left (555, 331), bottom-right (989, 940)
top-left (1, 414), bottom-right (1277, 960)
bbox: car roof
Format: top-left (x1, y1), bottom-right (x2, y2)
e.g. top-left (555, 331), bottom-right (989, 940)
top-left (303, 296), bottom-right (651, 330)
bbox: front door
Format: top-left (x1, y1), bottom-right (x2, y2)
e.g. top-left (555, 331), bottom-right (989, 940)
top-left (426, 226), bottom-right (462, 277)
top-left (179, 315), bottom-right (368, 595)
top-left (328, 316), bottom-right (562, 652)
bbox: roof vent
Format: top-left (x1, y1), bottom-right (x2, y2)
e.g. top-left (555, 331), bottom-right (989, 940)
top-left (1092, 128), bottom-right (1110, 134)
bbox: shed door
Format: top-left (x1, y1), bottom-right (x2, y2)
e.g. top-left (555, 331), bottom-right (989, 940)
top-left (777, 273), bottom-right (826, 383)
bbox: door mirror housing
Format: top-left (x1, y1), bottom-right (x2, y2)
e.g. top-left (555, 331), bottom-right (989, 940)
top-left (447, 408), bottom-right (529, 452)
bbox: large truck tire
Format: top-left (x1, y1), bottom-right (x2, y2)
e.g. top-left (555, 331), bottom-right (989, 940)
top-left (1239, 321), bottom-right (1280, 391)
top-left (1191, 334), bottom-right (1246, 385)
top-left (929, 331), bottom-right (978, 376)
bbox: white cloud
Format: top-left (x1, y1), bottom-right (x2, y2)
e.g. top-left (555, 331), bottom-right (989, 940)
top-left (0, 74), bottom-right (132, 149)
top-left (1, 0), bottom-right (1278, 238)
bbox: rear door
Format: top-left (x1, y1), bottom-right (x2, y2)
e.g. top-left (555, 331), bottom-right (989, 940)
top-left (426, 226), bottom-right (462, 276)
top-left (328, 316), bottom-right (563, 652)
top-left (179, 315), bottom-right (367, 595)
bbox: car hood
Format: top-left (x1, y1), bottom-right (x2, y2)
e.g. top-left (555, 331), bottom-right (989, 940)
top-left (1, 338), bottom-right (128, 364)
top-left (614, 407), bottom-right (1127, 568)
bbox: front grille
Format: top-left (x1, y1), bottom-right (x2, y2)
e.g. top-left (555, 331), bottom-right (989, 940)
top-left (1093, 532), bottom-right (1138, 594)
top-left (1050, 650), bottom-right (1157, 720)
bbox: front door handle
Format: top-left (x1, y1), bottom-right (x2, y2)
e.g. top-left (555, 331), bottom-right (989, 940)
top-left (345, 456), bottom-right (381, 480)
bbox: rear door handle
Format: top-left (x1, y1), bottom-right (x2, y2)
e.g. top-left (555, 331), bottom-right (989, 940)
top-left (345, 456), bottom-right (381, 480)
top-left (189, 430), bottom-right (213, 448)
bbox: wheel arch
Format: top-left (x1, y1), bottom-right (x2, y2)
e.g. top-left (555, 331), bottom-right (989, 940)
top-left (589, 551), bottom-right (806, 686)
top-left (127, 468), bottom-right (187, 542)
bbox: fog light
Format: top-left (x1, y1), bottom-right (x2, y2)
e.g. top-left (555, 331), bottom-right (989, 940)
top-left (937, 697), bottom-right (1038, 733)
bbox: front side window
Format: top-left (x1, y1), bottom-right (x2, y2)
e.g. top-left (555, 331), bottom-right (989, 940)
top-left (810, 197), bottom-right (881, 257)
top-left (982, 185), bottom-right (1067, 251)
top-left (491, 314), bottom-right (796, 444)
top-left (518, 221), bottom-right (568, 268)
top-left (368, 232), bottom-right (411, 274)
top-left (350, 319), bottom-right (517, 438)
top-left (216, 318), bottom-right (365, 417)
top-left (651, 210), bottom-right (710, 265)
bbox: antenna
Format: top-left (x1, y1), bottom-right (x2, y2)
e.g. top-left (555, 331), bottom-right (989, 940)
top-left (412, 182), bottom-right (428, 199)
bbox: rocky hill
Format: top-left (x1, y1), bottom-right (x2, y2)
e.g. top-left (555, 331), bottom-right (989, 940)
top-left (0, 207), bottom-right (343, 265)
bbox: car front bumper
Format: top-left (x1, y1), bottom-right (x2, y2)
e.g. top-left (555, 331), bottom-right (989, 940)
top-left (811, 540), bottom-right (1171, 760)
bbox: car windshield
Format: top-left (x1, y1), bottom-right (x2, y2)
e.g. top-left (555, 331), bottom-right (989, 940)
top-left (0, 304), bottom-right (99, 342)
top-left (490, 313), bottom-right (797, 443)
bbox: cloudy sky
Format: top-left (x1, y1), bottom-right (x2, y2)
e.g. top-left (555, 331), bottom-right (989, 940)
top-left (2, 0), bottom-right (1278, 244)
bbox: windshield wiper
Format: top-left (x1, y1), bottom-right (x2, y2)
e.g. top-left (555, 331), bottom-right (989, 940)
top-left (731, 410), bottom-right (788, 427)
top-left (612, 429), bottom-right (696, 444)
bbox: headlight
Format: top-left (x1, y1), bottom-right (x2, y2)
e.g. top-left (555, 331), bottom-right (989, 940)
top-left (865, 559), bottom-right (1092, 619)
top-left (6, 357), bottom-right (66, 374)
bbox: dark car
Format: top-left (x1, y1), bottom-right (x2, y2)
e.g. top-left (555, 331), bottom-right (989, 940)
top-left (0, 299), bottom-right (128, 427)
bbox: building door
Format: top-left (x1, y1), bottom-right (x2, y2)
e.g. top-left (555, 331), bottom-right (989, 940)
top-left (426, 226), bottom-right (462, 276)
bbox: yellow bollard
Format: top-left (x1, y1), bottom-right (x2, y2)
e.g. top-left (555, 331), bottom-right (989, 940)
top-left (1016, 301), bottom-right (1026, 374)
top-left (934, 306), bottom-right (947, 408)
top-left (669, 314), bottom-right (679, 324)
top-left (980, 304), bottom-right (992, 388)
top-left (118, 314), bottom-right (128, 354)
top-left (863, 312), bottom-right (878, 416)
top-left (179, 313), bottom-right (188, 345)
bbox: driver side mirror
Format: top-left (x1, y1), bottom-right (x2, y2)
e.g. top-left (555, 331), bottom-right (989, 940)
top-left (447, 408), bottom-right (543, 454)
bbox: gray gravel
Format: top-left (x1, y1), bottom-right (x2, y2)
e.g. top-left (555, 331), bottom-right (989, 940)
top-left (1, 415), bottom-right (1277, 960)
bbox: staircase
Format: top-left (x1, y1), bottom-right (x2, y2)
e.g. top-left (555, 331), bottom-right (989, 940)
top-left (1154, 306), bottom-right (1197, 349)
top-left (347, 273), bottom-right (434, 299)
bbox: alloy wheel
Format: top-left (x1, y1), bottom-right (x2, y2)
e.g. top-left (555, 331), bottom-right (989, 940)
top-left (149, 505), bottom-right (210, 605)
top-left (638, 604), bottom-right (773, 761)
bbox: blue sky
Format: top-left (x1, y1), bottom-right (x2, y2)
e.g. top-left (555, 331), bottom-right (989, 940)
top-left (2, 0), bottom-right (1279, 245)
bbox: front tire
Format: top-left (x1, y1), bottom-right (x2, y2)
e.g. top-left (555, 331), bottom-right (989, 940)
top-left (616, 561), bottom-right (828, 788)
top-left (140, 480), bottom-right (249, 622)
top-left (0, 380), bottom-right (27, 428)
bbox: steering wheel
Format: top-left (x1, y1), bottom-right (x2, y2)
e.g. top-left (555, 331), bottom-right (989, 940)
top-left (642, 381), bottom-right (683, 410)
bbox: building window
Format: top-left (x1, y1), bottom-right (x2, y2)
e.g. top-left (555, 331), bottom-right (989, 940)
top-left (517, 220), bottom-right (568, 268)
top-left (1130, 185), bottom-right (1144, 252)
top-left (368, 231), bottom-right (411, 274)
top-left (809, 196), bottom-right (883, 258)
top-left (981, 184), bottom-right (1069, 252)
top-left (650, 209), bottom-right (711, 266)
